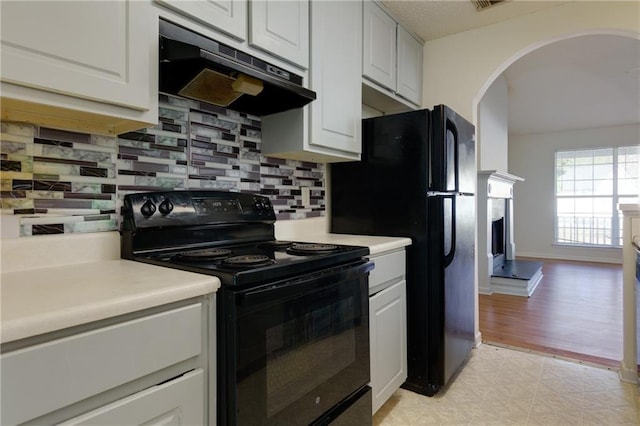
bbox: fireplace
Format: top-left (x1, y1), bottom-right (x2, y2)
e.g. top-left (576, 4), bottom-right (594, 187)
top-left (478, 170), bottom-right (543, 298)
top-left (491, 217), bottom-right (505, 268)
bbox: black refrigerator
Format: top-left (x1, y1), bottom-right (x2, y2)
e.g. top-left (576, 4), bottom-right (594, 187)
top-left (331, 105), bottom-right (476, 396)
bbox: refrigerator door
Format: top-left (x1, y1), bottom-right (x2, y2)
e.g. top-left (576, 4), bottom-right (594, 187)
top-left (430, 105), bottom-right (476, 194)
top-left (442, 194), bottom-right (475, 384)
top-left (423, 194), bottom-right (474, 392)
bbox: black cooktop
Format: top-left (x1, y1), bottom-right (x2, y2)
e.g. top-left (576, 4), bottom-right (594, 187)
top-left (137, 240), bottom-right (368, 287)
top-left (120, 191), bottom-right (369, 288)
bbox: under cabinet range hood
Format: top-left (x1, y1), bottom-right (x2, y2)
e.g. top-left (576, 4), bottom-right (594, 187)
top-left (159, 19), bottom-right (316, 116)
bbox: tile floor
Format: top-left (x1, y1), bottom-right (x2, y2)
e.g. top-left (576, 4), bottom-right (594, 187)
top-left (373, 344), bottom-right (640, 425)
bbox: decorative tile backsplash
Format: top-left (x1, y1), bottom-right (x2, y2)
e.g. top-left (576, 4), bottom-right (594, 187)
top-left (0, 94), bottom-right (326, 237)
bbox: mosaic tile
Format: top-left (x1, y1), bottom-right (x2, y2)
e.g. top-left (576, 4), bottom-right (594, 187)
top-left (31, 224), bottom-right (65, 235)
top-left (28, 190), bottom-right (64, 200)
top-left (1, 122), bottom-right (34, 136)
top-left (0, 190), bottom-right (27, 198)
top-left (3, 94), bottom-right (326, 237)
top-left (2, 171), bottom-right (33, 182)
top-left (1, 140), bottom-right (34, 156)
top-left (91, 135), bottom-right (118, 149)
top-left (38, 145), bottom-right (113, 163)
top-left (39, 127), bottom-right (91, 144)
top-left (10, 179), bottom-right (33, 190)
top-left (193, 179), bottom-right (238, 191)
top-left (0, 198), bottom-right (34, 210)
top-left (0, 123), bottom-right (119, 235)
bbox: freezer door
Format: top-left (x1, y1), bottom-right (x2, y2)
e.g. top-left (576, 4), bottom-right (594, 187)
top-left (430, 105), bottom-right (476, 194)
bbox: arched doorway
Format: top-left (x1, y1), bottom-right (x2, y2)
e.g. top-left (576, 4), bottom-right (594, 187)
top-left (474, 31), bottom-right (639, 371)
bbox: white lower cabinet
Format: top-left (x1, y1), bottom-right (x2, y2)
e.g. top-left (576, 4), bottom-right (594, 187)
top-left (59, 369), bottom-right (204, 426)
top-left (0, 300), bottom-right (212, 425)
top-left (368, 249), bottom-right (407, 414)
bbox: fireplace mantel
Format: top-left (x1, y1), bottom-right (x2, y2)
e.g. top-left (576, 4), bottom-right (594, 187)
top-left (478, 170), bottom-right (524, 199)
top-left (478, 170), bottom-right (524, 183)
top-left (478, 170), bottom-right (525, 295)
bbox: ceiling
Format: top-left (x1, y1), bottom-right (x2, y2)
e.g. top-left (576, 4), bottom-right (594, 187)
top-left (381, 0), bottom-right (640, 136)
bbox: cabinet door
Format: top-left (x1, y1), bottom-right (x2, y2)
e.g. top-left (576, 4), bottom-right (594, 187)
top-left (1, 303), bottom-right (202, 425)
top-left (249, 0), bottom-right (309, 69)
top-left (0, 1), bottom-right (154, 112)
top-left (396, 26), bottom-right (423, 105)
top-left (156, 0), bottom-right (248, 40)
top-left (363, 1), bottom-right (396, 91)
top-left (309, 0), bottom-right (362, 155)
top-left (370, 280), bottom-right (407, 414)
top-left (59, 369), bottom-right (204, 425)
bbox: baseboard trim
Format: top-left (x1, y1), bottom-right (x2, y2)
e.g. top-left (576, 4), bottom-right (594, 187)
top-left (516, 252), bottom-right (622, 265)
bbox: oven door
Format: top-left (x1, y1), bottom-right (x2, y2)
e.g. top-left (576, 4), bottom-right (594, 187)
top-left (222, 260), bottom-right (372, 425)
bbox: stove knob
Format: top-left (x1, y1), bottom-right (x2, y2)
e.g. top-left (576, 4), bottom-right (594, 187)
top-left (140, 199), bottom-right (156, 217)
top-left (159, 198), bottom-right (174, 215)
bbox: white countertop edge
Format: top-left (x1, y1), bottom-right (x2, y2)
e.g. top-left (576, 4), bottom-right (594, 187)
top-left (280, 233), bottom-right (412, 256)
top-left (274, 217), bottom-right (412, 255)
top-left (1, 260), bottom-right (220, 344)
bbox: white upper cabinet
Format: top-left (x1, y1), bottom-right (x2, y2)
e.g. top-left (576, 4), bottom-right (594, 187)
top-left (261, 0), bottom-right (362, 162)
top-left (362, 1), bottom-right (423, 110)
top-left (309, 0), bottom-right (362, 155)
top-left (156, 0), bottom-right (248, 40)
top-left (0, 0), bottom-right (157, 134)
top-left (249, 0), bottom-right (309, 69)
top-left (363, 1), bottom-right (397, 91)
top-left (396, 26), bottom-right (423, 105)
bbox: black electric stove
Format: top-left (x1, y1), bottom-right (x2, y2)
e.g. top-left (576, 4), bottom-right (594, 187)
top-left (120, 190), bottom-right (369, 287)
top-left (121, 190), bottom-right (373, 426)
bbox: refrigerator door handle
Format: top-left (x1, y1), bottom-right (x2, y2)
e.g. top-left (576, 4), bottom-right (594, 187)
top-left (443, 195), bottom-right (456, 267)
top-left (445, 119), bottom-right (459, 193)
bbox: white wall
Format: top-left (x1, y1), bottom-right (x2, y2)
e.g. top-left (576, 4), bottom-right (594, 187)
top-left (422, 1), bottom-right (640, 124)
top-left (509, 124), bottom-right (640, 264)
top-left (477, 75), bottom-right (508, 171)
top-left (420, 0), bottom-right (638, 347)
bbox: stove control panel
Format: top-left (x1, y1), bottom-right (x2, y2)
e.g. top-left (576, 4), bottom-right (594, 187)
top-left (122, 190), bottom-right (276, 229)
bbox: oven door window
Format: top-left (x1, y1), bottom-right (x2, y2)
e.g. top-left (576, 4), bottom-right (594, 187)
top-left (232, 266), bottom-right (370, 425)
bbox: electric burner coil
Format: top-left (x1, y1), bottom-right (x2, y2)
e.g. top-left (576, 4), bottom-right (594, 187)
top-left (221, 254), bottom-right (274, 268)
top-left (172, 248), bottom-right (233, 261)
top-left (286, 243), bottom-right (339, 255)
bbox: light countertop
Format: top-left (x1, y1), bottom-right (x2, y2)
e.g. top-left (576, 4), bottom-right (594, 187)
top-left (289, 233), bottom-right (411, 256)
top-left (1, 218), bottom-right (410, 344)
top-left (1, 260), bottom-right (220, 344)
top-left (274, 216), bottom-right (412, 255)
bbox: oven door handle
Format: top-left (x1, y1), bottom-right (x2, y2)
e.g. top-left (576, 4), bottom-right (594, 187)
top-left (239, 260), bottom-right (374, 307)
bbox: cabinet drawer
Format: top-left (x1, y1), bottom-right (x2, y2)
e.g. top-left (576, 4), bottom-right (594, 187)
top-left (1, 303), bottom-right (202, 425)
top-left (59, 369), bottom-right (204, 426)
top-left (369, 250), bottom-right (406, 295)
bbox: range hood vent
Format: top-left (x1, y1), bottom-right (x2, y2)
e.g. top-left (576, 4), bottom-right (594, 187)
top-left (159, 20), bottom-right (316, 116)
top-left (471, 0), bottom-right (506, 10)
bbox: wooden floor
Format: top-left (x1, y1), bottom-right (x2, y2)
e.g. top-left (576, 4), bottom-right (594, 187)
top-left (479, 257), bottom-right (624, 368)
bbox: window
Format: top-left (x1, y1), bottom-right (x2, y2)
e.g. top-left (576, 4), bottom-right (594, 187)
top-left (555, 146), bottom-right (639, 247)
